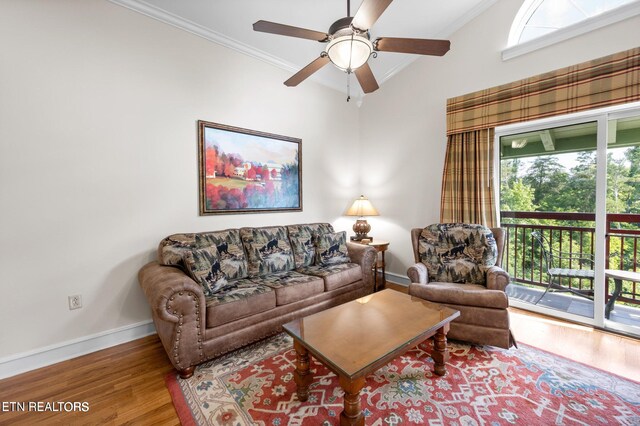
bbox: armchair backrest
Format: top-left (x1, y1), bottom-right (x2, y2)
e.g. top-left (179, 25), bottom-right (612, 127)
top-left (411, 226), bottom-right (505, 267)
top-left (411, 224), bottom-right (506, 284)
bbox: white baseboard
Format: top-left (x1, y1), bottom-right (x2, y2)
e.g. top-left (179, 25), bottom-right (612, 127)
top-left (0, 320), bottom-right (156, 380)
top-left (0, 275), bottom-right (408, 380)
top-left (386, 271), bottom-right (410, 286)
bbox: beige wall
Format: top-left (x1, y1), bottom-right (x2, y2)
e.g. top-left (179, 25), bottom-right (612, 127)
top-left (0, 0), bottom-right (360, 359)
top-left (358, 0), bottom-right (640, 282)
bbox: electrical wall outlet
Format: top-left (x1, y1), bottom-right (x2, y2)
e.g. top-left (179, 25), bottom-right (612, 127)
top-left (68, 294), bottom-right (82, 310)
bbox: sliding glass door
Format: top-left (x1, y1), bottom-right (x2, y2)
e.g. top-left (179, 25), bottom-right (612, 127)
top-left (496, 102), bottom-right (640, 336)
top-left (499, 120), bottom-right (598, 323)
top-left (605, 111), bottom-right (640, 335)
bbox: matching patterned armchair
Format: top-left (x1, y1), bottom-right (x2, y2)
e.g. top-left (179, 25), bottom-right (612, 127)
top-left (407, 223), bottom-right (516, 349)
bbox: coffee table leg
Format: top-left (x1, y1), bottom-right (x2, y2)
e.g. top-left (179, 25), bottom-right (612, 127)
top-left (431, 324), bottom-right (450, 376)
top-left (293, 339), bottom-right (313, 402)
top-left (338, 376), bottom-right (366, 426)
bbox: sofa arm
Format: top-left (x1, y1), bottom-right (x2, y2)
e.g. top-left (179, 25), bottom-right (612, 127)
top-left (138, 261), bottom-right (206, 377)
top-left (346, 242), bottom-right (377, 294)
top-left (486, 265), bottom-right (510, 292)
top-left (407, 262), bottom-right (429, 284)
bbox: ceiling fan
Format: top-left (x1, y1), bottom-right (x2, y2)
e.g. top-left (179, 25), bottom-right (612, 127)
top-left (253, 0), bottom-right (451, 97)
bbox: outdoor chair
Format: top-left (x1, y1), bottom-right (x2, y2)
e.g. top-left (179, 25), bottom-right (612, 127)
top-left (531, 230), bottom-right (595, 305)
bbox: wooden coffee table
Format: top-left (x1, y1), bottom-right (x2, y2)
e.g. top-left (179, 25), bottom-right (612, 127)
top-left (282, 289), bottom-right (460, 425)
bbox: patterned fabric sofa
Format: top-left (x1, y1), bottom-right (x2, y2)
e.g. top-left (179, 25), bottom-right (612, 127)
top-left (407, 223), bottom-right (516, 349)
top-left (139, 223), bottom-right (377, 378)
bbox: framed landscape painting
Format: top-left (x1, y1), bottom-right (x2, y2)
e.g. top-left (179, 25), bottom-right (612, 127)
top-left (197, 120), bottom-right (302, 215)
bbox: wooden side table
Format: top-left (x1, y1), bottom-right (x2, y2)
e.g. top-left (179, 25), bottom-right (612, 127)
top-left (367, 241), bottom-right (389, 292)
top-left (350, 239), bottom-right (389, 292)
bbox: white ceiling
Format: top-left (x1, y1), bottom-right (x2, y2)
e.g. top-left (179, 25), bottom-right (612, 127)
top-left (111, 0), bottom-right (498, 98)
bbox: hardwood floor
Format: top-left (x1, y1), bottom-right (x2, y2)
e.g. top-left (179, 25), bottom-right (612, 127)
top-left (0, 336), bottom-right (178, 425)
top-left (387, 283), bottom-right (640, 382)
top-left (1, 284), bottom-right (638, 425)
top-left (510, 307), bottom-right (640, 381)
top-left (388, 282), bottom-right (640, 381)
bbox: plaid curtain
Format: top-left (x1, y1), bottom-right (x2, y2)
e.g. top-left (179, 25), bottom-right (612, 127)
top-left (441, 47), bottom-right (640, 225)
top-left (446, 47), bottom-right (640, 135)
top-left (440, 128), bottom-right (496, 227)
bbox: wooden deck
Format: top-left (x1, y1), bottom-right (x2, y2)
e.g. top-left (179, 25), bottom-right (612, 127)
top-left (506, 282), bottom-right (640, 327)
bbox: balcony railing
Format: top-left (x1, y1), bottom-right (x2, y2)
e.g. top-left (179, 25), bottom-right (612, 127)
top-left (500, 211), bottom-right (640, 307)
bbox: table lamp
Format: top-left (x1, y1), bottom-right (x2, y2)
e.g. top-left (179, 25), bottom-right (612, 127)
top-left (345, 195), bottom-right (379, 241)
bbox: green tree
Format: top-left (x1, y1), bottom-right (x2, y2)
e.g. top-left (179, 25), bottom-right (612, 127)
top-left (624, 146), bottom-right (640, 213)
top-left (501, 158), bottom-right (522, 186)
top-left (607, 153), bottom-right (632, 213)
top-left (555, 151), bottom-right (596, 213)
top-left (522, 156), bottom-right (569, 209)
top-left (501, 179), bottom-right (537, 212)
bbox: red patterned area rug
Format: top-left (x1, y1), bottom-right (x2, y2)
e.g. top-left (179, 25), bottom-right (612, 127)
top-left (165, 334), bottom-right (640, 425)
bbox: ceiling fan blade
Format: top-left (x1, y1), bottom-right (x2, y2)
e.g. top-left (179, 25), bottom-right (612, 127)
top-left (354, 63), bottom-right (379, 94)
top-left (374, 37), bottom-right (450, 56)
top-left (284, 55), bottom-right (331, 87)
top-left (253, 20), bottom-right (329, 42)
top-left (351, 0), bottom-right (394, 31)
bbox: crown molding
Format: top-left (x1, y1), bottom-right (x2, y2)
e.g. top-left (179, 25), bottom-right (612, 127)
top-left (108, 0), bottom-right (299, 73)
top-left (109, 0), bottom-right (499, 103)
top-left (379, 0), bottom-right (499, 85)
top-left (438, 0), bottom-right (500, 40)
top-left (108, 0), bottom-right (358, 96)
top-left (502, 1), bottom-right (640, 61)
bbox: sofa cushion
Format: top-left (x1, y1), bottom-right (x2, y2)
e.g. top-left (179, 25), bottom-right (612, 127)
top-left (287, 223), bottom-right (335, 268)
top-left (158, 229), bottom-right (248, 280)
top-left (418, 223), bottom-right (498, 285)
top-left (316, 231), bottom-right (350, 266)
top-left (258, 271), bottom-right (324, 305)
top-left (195, 230), bottom-right (248, 280)
top-left (183, 246), bottom-right (234, 297)
top-left (204, 279), bottom-right (276, 328)
top-left (158, 233), bottom-right (196, 266)
top-left (241, 226), bottom-right (295, 277)
top-left (296, 263), bottom-right (362, 291)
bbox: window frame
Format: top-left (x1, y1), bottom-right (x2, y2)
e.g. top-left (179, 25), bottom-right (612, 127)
top-left (494, 101), bottom-right (640, 335)
top-left (502, 0), bottom-right (640, 61)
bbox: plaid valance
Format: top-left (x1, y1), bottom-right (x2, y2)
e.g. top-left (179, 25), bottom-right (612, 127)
top-left (446, 47), bottom-right (640, 135)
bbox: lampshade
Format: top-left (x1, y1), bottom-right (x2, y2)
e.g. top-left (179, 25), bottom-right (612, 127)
top-left (325, 34), bottom-right (373, 71)
top-left (346, 195), bottom-right (379, 217)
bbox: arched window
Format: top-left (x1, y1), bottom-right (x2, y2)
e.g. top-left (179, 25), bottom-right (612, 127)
top-left (504, 0), bottom-right (640, 58)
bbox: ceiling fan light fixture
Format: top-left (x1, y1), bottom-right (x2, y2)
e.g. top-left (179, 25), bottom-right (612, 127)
top-left (325, 33), bottom-right (373, 72)
top-left (252, 0), bottom-right (452, 95)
